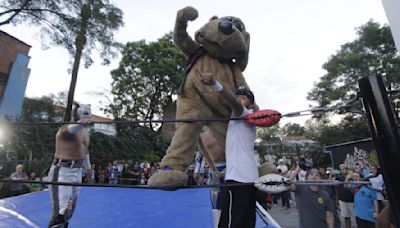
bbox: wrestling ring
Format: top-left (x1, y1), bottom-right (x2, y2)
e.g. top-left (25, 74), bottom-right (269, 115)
top-left (0, 75), bottom-right (399, 227)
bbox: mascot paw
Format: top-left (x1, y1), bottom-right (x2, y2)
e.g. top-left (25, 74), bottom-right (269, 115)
top-left (178, 6), bottom-right (198, 22)
top-left (147, 169), bottom-right (188, 189)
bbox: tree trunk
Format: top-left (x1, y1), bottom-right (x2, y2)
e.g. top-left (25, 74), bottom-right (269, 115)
top-left (64, 5), bottom-right (90, 122)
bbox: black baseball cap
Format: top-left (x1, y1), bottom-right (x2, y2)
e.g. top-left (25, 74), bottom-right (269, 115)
top-left (236, 86), bottom-right (254, 103)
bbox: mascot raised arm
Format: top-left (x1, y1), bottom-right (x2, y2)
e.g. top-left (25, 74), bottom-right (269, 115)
top-left (148, 6), bottom-right (256, 188)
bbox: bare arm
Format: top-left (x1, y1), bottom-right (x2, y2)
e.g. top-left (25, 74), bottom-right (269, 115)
top-left (219, 85), bottom-right (243, 117)
top-left (376, 202), bottom-right (395, 228)
top-left (373, 199), bottom-right (380, 219)
top-left (199, 72), bottom-right (243, 117)
top-left (288, 165), bottom-right (301, 191)
top-left (326, 211), bottom-right (334, 228)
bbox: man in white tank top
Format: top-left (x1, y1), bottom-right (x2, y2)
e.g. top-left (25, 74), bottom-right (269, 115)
top-left (199, 73), bottom-right (258, 228)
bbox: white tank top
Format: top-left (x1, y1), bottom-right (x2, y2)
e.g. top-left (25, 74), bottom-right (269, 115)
top-left (225, 108), bottom-right (258, 183)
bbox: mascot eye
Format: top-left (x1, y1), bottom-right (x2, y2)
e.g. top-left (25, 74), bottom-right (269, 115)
top-left (219, 20), bottom-right (234, 35)
top-left (233, 21), bottom-right (243, 31)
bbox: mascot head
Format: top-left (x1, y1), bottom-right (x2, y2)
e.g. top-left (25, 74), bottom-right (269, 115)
top-left (73, 102), bottom-right (91, 122)
top-left (195, 15), bottom-right (250, 71)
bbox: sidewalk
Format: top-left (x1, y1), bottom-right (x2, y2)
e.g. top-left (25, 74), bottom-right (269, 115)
top-left (268, 202), bottom-right (298, 228)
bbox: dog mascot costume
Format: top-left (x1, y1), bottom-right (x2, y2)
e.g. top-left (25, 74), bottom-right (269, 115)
top-left (149, 6), bottom-right (261, 188)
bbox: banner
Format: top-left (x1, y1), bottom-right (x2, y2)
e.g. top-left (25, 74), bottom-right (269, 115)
top-left (324, 138), bottom-right (378, 171)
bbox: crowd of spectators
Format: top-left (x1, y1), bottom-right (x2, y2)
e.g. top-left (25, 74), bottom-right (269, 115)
top-left (267, 156), bottom-right (389, 228)
top-left (82, 160), bottom-right (161, 185)
top-left (0, 164), bottom-right (44, 198)
top-left (0, 160), bottom-right (163, 198)
top-left (0, 157), bottom-right (395, 227)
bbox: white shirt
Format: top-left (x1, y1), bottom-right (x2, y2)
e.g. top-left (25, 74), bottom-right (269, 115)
top-left (225, 108), bottom-right (258, 183)
top-left (298, 170), bottom-right (307, 181)
top-left (369, 174), bottom-right (384, 200)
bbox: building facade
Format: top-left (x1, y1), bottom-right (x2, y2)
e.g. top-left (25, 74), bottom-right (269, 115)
top-left (0, 30), bottom-right (31, 120)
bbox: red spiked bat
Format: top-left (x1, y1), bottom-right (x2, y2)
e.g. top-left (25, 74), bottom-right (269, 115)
top-left (244, 109), bottom-right (281, 127)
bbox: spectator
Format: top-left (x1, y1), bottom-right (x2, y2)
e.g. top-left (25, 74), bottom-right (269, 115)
top-left (121, 163), bottom-right (131, 185)
top-left (108, 161), bottom-right (119, 184)
top-left (319, 167), bottom-right (341, 228)
top-left (276, 159), bottom-right (290, 212)
top-left (29, 171), bottom-right (43, 192)
top-left (336, 164), bottom-right (355, 228)
top-left (140, 172), bottom-right (147, 185)
top-left (98, 168), bottom-right (109, 184)
top-left (356, 157), bottom-right (370, 178)
top-left (193, 151), bottom-right (206, 186)
top-left (345, 171), bottom-right (378, 228)
top-left (368, 165), bottom-right (385, 212)
top-left (131, 163), bottom-right (141, 185)
top-left (289, 166), bottom-right (334, 228)
top-left (9, 164), bottom-right (29, 196)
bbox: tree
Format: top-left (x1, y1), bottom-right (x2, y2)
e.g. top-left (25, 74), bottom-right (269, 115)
top-left (256, 124), bottom-right (281, 143)
top-left (304, 116), bottom-right (370, 146)
top-left (106, 32), bottom-right (186, 132)
top-left (0, 95), bottom-right (60, 177)
top-left (280, 122), bottom-right (305, 137)
top-left (0, 0), bottom-right (124, 121)
top-left (307, 21), bottom-right (400, 108)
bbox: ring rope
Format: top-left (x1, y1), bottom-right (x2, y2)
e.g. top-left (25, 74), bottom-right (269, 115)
top-left (0, 178), bottom-right (379, 190)
top-left (4, 89), bottom-right (399, 126)
top-left (1, 96), bottom-right (373, 126)
top-left (3, 114), bottom-right (282, 126)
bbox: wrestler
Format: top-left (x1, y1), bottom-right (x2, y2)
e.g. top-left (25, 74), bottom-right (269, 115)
top-left (48, 103), bottom-right (92, 228)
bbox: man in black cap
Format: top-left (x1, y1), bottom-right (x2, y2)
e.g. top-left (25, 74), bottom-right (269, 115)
top-left (289, 166), bottom-right (334, 228)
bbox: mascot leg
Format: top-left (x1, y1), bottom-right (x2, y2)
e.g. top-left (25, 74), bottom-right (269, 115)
top-left (148, 122), bottom-right (203, 188)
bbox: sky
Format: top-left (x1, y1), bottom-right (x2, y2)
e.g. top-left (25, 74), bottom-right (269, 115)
top-left (1, 0), bottom-right (390, 125)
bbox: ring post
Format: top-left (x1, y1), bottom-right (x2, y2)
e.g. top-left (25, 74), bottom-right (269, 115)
top-left (358, 75), bottom-right (400, 227)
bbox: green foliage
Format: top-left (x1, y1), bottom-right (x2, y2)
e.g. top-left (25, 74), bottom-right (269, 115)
top-left (307, 21), bottom-right (400, 108)
top-left (256, 122), bottom-right (329, 167)
top-left (257, 21), bottom-right (397, 168)
top-left (280, 122), bottom-right (305, 137)
top-left (256, 124), bottom-right (281, 143)
top-left (1, 0), bottom-right (124, 67)
top-left (304, 116), bottom-right (370, 146)
top-left (106, 32), bottom-right (186, 132)
top-left (89, 125), bottom-right (168, 167)
top-left (0, 96), bottom-right (59, 179)
top-left (143, 151), bottom-right (161, 163)
top-left (1, 94), bottom-right (169, 176)
top-left (0, 0), bottom-right (124, 121)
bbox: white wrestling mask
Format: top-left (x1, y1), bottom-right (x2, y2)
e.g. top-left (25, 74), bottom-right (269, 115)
top-left (77, 104), bottom-right (91, 119)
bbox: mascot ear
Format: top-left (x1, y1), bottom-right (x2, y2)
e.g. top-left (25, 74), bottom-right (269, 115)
top-left (209, 15), bottom-right (218, 21)
top-left (236, 32), bottom-right (250, 71)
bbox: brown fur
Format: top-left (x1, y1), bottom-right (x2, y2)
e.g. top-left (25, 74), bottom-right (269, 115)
top-left (258, 163), bottom-right (279, 176)
top-left (148, 6), bottom-right (255, 187)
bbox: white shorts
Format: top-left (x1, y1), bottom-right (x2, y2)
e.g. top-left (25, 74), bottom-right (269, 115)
top-left (48, 165), bottom-right (82, 216)
top-left (339, 200), bottom-right (354, 218)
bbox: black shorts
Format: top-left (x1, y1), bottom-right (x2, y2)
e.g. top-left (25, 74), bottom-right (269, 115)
top-left (218, 180), bottom-right (256, 228)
